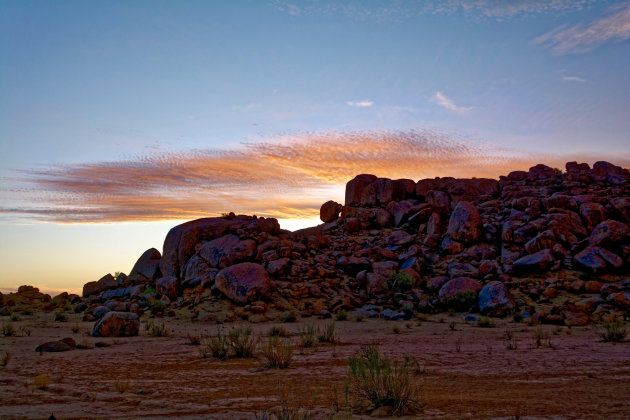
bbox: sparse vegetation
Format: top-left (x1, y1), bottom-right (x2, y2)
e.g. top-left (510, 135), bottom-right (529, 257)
top-left (348, 345), bottom-right (420, 415)
top-left (260, 336), bottom-right (294, 369)
top-left (534, 325), bottom-right (551, 348)
top-left (355, 315), bottom-right (365, 322)
top-left (387, 271), bottom-right (416, 292)
top-left (448, 321), bottom-right (456, 331)
top-left (54, 310), bottom-right (68, 322)
top-left (202, 330), bottom-right (230, 360)
top-left (0, 351), bottom-right (10, 367)
top-left (278, 310), bottom-right (298, 323)
top-left (477, 316), bottom-right (496, 328)
top-left (146, 320), bottom-right (168, 337)
top-left (72, 324), bottom-right (80, 334)
top-left (186, 332), bottom-right (201, 345)
top-left (149, 299), bottom-right (166, 316)
top-left (228, 326), bottom-right (257, 358)
top-left (318, 321), bottom-right (337, 344)
top-left (334, 311), bottom-right (348, 321)
top-left (299, 324), bottom-right (318, 348)
top-left (1, 322), bottom-right (15, 336)
top-left (10, 313), bottom-right (21, 322)
top-left (113, 379), bottom-right (130, 394)
top-left (33, 374), bottom-right (51, 390)
top-left (268, 325), bottom-right (288, 337)
top-left (602, 318), bottom-right (626, 343)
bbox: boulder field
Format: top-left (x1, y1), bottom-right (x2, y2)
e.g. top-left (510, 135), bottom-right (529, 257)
top-left (3, 161), bottom-right (629, 334)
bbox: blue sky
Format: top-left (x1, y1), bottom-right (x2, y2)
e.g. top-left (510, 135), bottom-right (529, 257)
top-left (1, 0), bottom-right (629, 294)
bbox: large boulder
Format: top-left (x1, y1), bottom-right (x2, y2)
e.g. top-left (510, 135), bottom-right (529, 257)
top-left (181, 254), bottom-right (214, 288)
top-left (156, 276), bottom-right (180, 300)
top-left (345, 174), bottom-right (377, 206)
top-left (215, 263), bottom-right (272, 304)
top-left (198, 234), bottom-right (257, 268)
top-left (126, 248), bottom-right (162, 284)
top-left (589, 220), bottom-right (629, 249)
top-left (438, 277), bottom-right (482, 308)
top-left (320, 200), bottom-right (342, 223)
top-left (92, 311), bottom-right (139, 337)
top-left (446, 201), bottom-right (482, 244)
top-left (574, 246), bottom-right (623, 274)
top-left (512, 249), bottom-right (555, 273)
top-left (478, 281), bottom-right (515, 316)
top-left (35, 338), bottom-right (77, 353)
top-left (83, 274), bottom-right (118, 298)
top-left (160, 216), bottom-right (279, 280)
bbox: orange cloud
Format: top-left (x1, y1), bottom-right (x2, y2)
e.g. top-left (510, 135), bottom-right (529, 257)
top-left (2, 129), bottom-right (628, 223)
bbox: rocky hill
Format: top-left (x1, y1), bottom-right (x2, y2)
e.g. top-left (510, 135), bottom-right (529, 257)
top-left (3, 160), bottom-right (629, 333)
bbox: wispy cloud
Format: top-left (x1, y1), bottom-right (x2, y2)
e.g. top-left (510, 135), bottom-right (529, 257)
top-left (534, 2), bottom-right (630, 54)
top-left (272, 0), bottom-right (593, 22)
top-left (233, 103), bottom-right (260, 112)
top-left (2, 129), bottom-right (544, 223)
top-left (432, 91), bottom-right (472, 113)
top-left (347, 100), bottom-right (374, 108)
top-left (562, 76), bottom-right (588, 83)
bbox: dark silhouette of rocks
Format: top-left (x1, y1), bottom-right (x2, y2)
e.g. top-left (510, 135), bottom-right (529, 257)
top-left (2, 160), bottom-right (629, 332)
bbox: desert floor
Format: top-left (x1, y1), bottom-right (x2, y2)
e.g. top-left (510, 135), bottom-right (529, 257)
top-left (1, 311), bottom-right (629, 420)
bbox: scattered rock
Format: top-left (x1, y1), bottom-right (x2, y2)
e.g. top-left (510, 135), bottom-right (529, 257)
top-left (92, 312), bottom-right (140, 337)
top-left (215, 263), bottom-right (272, 304)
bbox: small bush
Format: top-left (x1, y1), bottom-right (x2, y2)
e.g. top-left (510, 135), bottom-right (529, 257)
top-left (355, 315), bottom-right (365, 322)
top-left (54, 311), bottom-right (68, 322)
top-left (10, 313), bottom-right (21, 322)
top-left (146, 321), bottom-right (168, 337)
top-left (299, 324), bottom-right (318, 348)
top-left (278, 310), bottom-right (298, 323)
top-left (1, 322), bottom-right (15, 336)
top-left (318, 321), bottom-right (337, 344)
top-left (448, 321), bottom-right (456, 331)
top-left (348, 346), bottom-right (420, 415)
top-left (202, 330), bottom-right (230, 360)
top-left (392, 326), bottom-right (400, 334)
top-left (33, 374), bottom-right (51, 390)
top-left (0, 351), bottom-right (10, 367)
top-left (334, 311), bottom-right (348, 321)
top-left (602, 318), bottom-right (626, 343)
top-left (113, 379), bottom-right (130, 394)
top-left (261, 336), bottom-right (294, 369)
top-left (268, 326), bottom-right (288, 337)
top-left (534, 325), bottom-right (549, 348)
top-left (228, 326), bottom-right (257, 358)
top-left (187, 332), bottom-right (201, 345)
top-left (387, 271), bottom-right (416, 292)
top-left (150, 299), bottom-right (166, 316)
top-left (22, 307), bottom-right (34, 316)
top-left (72, 324), bottom-right (80, 334)
top-left (477, 317), bottom-right (496, 328)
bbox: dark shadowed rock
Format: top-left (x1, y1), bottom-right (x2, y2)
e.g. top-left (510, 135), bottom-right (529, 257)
top-left (574, 246), bottom-right (623, 274)
top-left (375, 209), bottom-right (392, 227)
top-left (448, 262), bottom-right (478, 279)
top-left (524, 230), bottom-right (556, 254)
top-left (92, 312), bottom-right (139, 337)
top-left (198, 234), bottom-right (257, 268)
top-left (36, 338), bottom-right (76, 352)
top-left (386, 230), bottom-right (414, 246)
top-left (127, 248), bottom-right (162, 284)
top-left (438, 277), bottom-right (482, 305)
top-left (156, 276), bottom-right (180, 299)
top-left (215, 262), bottom-right (271, 304)
top-left (83, 274), bottom-right (118, 298)
top-left (478, 281), bottom-right (514, 316)
top-left (426, 190), bottom-right (450, 212)
top-left (320, 200), bottom-right (342, 223)
top-left (181, 254), bottom-right (214, 289)
top-left (267, 258), bottom-right (290, 275)
top-left (580, 202), bottom-right (606, 231)
top-left (513, 249), bottom-right (555, 273)
top-left (345, 174), bottom-right (378, 206)
top-left (392, 200), bottom-right (416, 226)
top-left (589, 220), bottom-right (629, 248)
top-left (592, 161), bottom-right (626, 177)
top-left (446, 201), bottom-right (482, 244)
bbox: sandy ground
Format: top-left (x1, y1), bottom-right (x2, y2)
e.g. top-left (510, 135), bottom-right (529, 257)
top-left (1, 311), bottom-right (629, 420)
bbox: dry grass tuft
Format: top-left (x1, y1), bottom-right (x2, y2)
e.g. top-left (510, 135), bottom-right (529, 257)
top-left (261, 336), bottom-right (294, 369)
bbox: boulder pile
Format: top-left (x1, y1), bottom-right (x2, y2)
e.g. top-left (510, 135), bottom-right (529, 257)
top-left (4, 161), bottom-right (628, 331)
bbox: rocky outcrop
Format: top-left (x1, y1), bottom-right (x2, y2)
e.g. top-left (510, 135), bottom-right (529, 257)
top-left (92, 311), bottom-right (139, 337)
top-left (83, 274), bottom-right (118, 298)
top-left (71, 160), bottom-right (629, 327)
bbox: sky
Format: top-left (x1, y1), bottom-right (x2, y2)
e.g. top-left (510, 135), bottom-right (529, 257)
top-left (1, 0), bottom-right (629, 295)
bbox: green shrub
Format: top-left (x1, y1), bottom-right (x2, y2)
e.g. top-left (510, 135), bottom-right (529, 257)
top-left (602, 318), bottom-right (626, 343)
top-left (1, 322), bottom-right (15, 336)
top-left (387, 271), bottom-right (416, 292)
top-left (348, 346), bottom-right (420, 415)
top-left (146, 321), bottom-right (168, 337)
top-left (149, 299), bottom-right (166, 315)
top-left (299, 324), bottom-right (317, 348)
top-left (261, 336), bottom-right (294, 369)
top-left (228, 326), bottom-right (257, 358)
top-left (54, 311), bottom-right (68, 322)
top-left (334, 311), bottom-right (348, 321)
top-left (10, 313), bottom-right (21, 322)
top-left (268, 326), bottom-right (287, 337)
top-left (477, 316), bottom-right (496, 328)
top-left (0, 351), bottom-right (10, 367)
top-left (318, 321), bottom-right (337, 344)
top-left (202, 330), bottom-right (230, 360)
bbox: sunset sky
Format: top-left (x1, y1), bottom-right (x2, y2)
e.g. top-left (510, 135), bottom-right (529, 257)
top-left (1, 0), bottom-right (629, 295)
